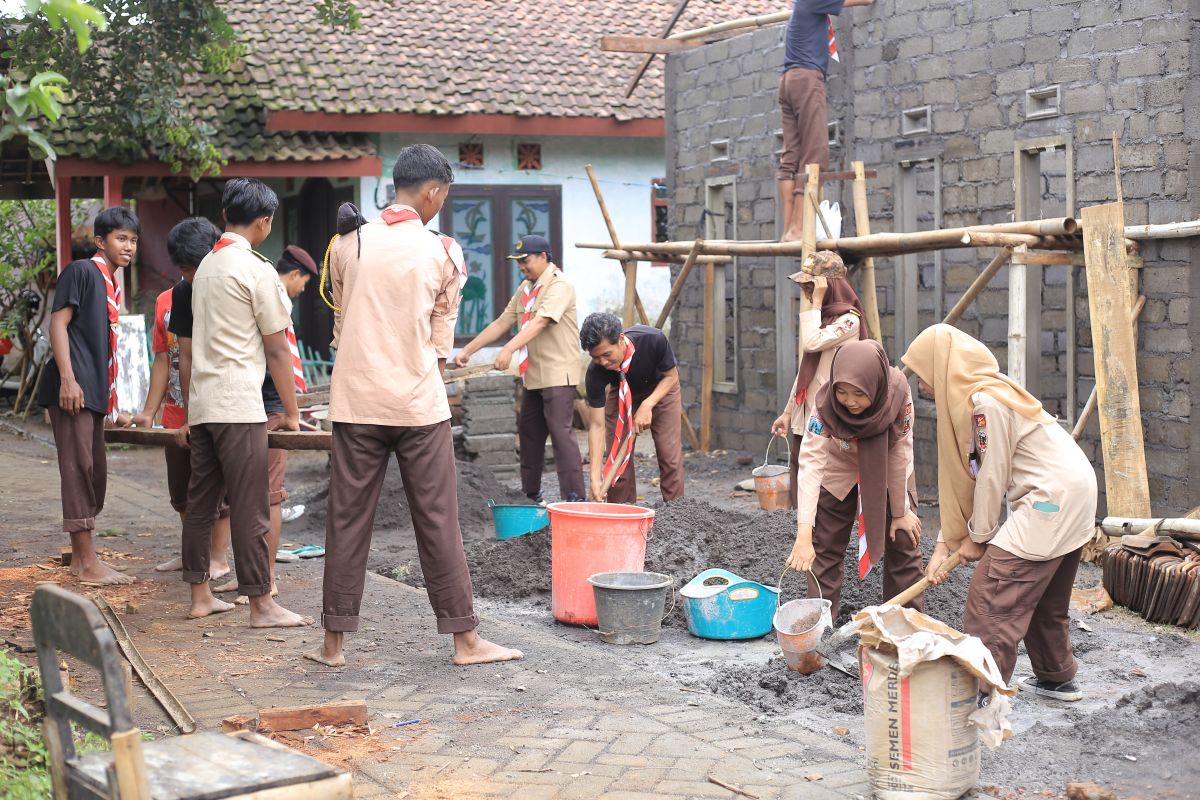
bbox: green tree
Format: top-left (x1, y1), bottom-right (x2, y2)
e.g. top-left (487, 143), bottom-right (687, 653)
top-left (2, 0), bottom-right (362, 177)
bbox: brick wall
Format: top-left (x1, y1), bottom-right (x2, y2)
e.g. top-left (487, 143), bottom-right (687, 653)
top-left (666, 0), bottom-right (1197, 514)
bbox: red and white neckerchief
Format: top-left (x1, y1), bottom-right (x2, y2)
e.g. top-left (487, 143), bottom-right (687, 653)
top-left (382, 206), bottom-right (468, 290)
top-left (855, 469), bottom-right (871, 579)
top-left (286, 326), bottom-right (306, 393)
top-left (603, 335), bottom-right (637, 481)
top-left (828, 16), bottom-right (840, 63)
top-left (212, 233), bottom-right (239, 253)
top-left (91, 254), bottom-right (121, 418)
top-left (515, 280), bottom-right (544, 382)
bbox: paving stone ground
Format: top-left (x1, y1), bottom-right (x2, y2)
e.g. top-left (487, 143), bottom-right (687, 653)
top-left (0, 436), bottom-right (871, 799)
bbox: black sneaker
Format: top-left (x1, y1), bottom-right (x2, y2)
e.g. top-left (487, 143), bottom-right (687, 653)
top-left (526, 491), bottom-right (546, 505)
top-left (564, 493), bottom-right (585, 503)
top-left (1020, 676), bottom-right (1083, 701)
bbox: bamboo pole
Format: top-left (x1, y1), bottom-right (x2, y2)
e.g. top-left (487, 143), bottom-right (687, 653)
top-left (601, 248), bottom-right (731, 264)
top-left (851, 161), bottom-right (881, 342)
top-left (701, 260), bottom-right (715, 452)
top-left (624, 0), bottom-right (691, 98)
top-left (584, 164), bottom-right (649, 326)
top-left (960, 231), bottom-right (1042, 248)
top-left (670, 10), bottom-right (791, 41)
top-left (901, 248), bottom-right (1013, 378)
top-left (1072, 294), bottom-right (1145, 440)
top-left (106, 428), bottom-right (332, 451)
top-left (1098, 516), bottom-right (1200, 540)
top-left (1123, 219), bottom-right (1200, 239)
top-left (681, 407), bottom-right (702, 451)
top-left (655, 240), bottom-right (705, 328)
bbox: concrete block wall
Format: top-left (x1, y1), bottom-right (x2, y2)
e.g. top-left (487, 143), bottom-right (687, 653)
top-left (666, 0), bottom-right (1198, 513)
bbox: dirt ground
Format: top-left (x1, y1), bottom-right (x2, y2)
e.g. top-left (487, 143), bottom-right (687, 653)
top-left (3, 416), bottom-right (1200, 798)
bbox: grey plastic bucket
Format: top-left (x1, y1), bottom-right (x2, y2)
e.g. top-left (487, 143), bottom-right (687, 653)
top-left (587, 571), bottom-right (672, 645)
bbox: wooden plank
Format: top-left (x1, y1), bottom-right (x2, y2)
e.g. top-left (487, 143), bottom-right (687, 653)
top-left (105, 428), bottom-right (332, 451)
top-left (109, 729), bottom-right (152, 799)
top-left (1072, 295), bottom-right (1145, 440)
top-left (1010, 251), bottom-right (1077, 266)
top-left (601, 34), bottom-right (703, 53)
top-left (296, 390), bottom-right (329, 409)
top-left (850, 161), bottom-right (881, 342)
top-left (1081, 201), bottom-right (1151, 517)
top-left (701, 260), bottom-right (715, 452)
top-left (258, 701), bottom-right (368, 732)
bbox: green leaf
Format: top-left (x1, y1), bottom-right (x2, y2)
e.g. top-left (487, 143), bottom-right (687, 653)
top-left (6, 86), bottom-right (30, 117)
top-left (30, 71), bottom-right (68, 89)
top-left (24, 129), bottom-right (56, 160)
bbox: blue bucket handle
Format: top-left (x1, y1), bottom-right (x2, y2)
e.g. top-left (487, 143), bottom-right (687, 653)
top-left (776, 567), bottom-right (822, 608)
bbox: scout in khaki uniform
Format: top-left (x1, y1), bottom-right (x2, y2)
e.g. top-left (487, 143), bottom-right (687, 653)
top-left (771, 251), bottom-right (867, 508)
top-left (453, 234), bottom-right (585, 502)
top-left (903, 324), bottom-right (1097, 701)
top-left (787, 339), bottom-right (924, 621)
top-left (310, 144), bottom-right (522, 668)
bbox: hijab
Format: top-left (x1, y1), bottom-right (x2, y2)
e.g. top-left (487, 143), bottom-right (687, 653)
top-left (815, 339), bottom-right (910, 572)
top-left (900, 324), bottom-right (1053, 546)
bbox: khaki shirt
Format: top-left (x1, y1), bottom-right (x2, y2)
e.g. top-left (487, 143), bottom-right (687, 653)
top-left (796, 382), bottom-right (915, 527)
top-left (962, 392), bottom-right (1097, 561)
top-left (188, 233), bottom-right (293, 426)
top-left (328, 208), bottom-right (461, 426)
top-left (784, 310), bottom-right (860, 433)
top-left (497, 268), bottom-right (580, 391)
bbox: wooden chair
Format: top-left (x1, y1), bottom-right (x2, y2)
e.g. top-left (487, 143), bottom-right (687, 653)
top-left (30, 584), bottom-right (353, 799)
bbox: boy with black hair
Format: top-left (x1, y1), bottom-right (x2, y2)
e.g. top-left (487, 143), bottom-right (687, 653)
top-left (213, 244), bottom-right (318, 603)
top-left (132, 217), bottom-right (232, 578)
top-left (310, 144), bottom-right (522, 667)
top-left (181, 178), bottom-right (309, 627)
top-left (38, 207), bottom-right (139, 584)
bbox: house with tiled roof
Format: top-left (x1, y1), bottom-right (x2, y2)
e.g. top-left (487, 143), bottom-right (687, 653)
top-left (27, 0), bottom-right (778, 351)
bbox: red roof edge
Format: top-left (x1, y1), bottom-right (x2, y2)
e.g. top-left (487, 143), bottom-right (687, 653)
top-left (56, 156), bottom-right (384, 178)
top-left (266, 111), bottom-right (666, 139)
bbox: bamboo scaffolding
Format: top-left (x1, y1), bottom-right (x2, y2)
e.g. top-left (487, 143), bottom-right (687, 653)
top-left (601, 248), bottom-right (731, 264)
top-left (669, 10), bottom-right (791, 42)
top-left (1123, 219), bottom-right (1200, 239)
top-left (585, 164), bottom-right (649, 326)
top-left (851, 161), bottom-right (881, 341)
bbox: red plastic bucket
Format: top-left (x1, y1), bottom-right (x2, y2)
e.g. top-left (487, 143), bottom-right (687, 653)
top-left (548, 502), bottom-right (654, 625)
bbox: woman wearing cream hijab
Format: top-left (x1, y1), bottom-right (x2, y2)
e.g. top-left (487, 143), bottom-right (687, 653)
top-left (902, 324), bottom-right (1097, 701)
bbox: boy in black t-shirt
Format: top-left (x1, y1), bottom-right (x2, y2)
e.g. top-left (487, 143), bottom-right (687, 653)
top-left (580, 313), bottom-right (685, 505)
top-left (38, 207), bottom-right (139, 584)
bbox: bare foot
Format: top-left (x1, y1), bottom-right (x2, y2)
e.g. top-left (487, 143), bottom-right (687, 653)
top-left (304, 649), bottom-right (346, 667)
top-left (233, 582), bottom-right (277, 605)
top-left (248, 596), bottom-right (312, 628)
top-left (781, 226), bottom-right (804, 243)
top-left (74, 560), bottom-right (135, 585)
top-left (212, 578), bottom-right (238, 593)
top-left (188, 595), bottom-right (236, 619)
top-left (452, 630), bottom-right (524, 666)
top-left (155, 556), bottom-right (183, 572)
top-left (210, 561), bottom-right (231, 581)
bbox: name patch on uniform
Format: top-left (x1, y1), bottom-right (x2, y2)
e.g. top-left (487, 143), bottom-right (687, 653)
top-left (973, 413), bottom-right (987, 429)
top-left (976, 429), bottom-right (988, 453)
top-left (807, 415), bottom-right (824, 436)
top-left (901, 402), bottom-right (913, 435)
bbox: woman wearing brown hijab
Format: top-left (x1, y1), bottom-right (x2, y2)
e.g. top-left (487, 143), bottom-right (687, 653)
top-left (771, 251), bottom-right (868, 509)
top-left (786, 339), bottom-right (924, 621)
top-left (902, 324), bottom-right (1096, 701)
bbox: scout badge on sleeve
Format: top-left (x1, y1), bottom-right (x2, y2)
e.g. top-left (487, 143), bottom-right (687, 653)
top-left (806, 414), bottom-right (824, 436)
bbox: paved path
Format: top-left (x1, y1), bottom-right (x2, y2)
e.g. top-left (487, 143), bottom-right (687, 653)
top-left (1, 439), bottom-right (871, 799)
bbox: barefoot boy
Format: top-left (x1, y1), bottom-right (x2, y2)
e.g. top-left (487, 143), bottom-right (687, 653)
top-left (131, 217), bottom-right (232, 578)
top-left (181, 178), bottom-right (308, 628)
top-left (311, 144), bottom-right (522, 666)
top-left (39, 207), bottom-right (138, 584)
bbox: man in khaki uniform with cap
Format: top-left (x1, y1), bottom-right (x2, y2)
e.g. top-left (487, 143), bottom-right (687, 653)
top-left (455, 235), bottom-right (585, 502)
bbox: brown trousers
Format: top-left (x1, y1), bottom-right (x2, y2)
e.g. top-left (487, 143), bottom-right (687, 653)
top-left (519, 385), bottom-right (585, 500)
top-left (963, 544), bottom-right (1081, 685)
top-left (164, 443), bottom-right (229, 517)
top-left (323, 420), bottom-right (477, 634)
top-left (787, 432), bottom-right (802, 509)
top-left (48, 408), bottom-right (106, 533)
top-left (809, 486), bottom-right (925, 621)
top-left (777, 67), bottom-right (830, 183)
top-left (604, 382), bottom-right (685, 505)
top-left (180, 422), bottom-right (271, 596)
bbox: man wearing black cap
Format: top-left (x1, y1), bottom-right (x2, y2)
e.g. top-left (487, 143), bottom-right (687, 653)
top-left (213, 244), bottom-right (317, 601)
top-left (453, 235), bottom-right (585, 502)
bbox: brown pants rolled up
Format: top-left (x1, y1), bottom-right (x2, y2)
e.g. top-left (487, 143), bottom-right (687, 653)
top-left (180, 422), bottom-right (271, 596)
top-left (604, 381), bottom-right (685, 505)
top-left (48, 408), bottom-right (107, 533)
top-left (323, 420), bottom-right (477, 634)
top-left (519, 385), bottom-right (585, 500)
top-left (777, 67), bottom-right (830, 183)
top-left (963, 544), bottom-right (1081, 685)
top-left (808, 486), bottom-right (925, 621)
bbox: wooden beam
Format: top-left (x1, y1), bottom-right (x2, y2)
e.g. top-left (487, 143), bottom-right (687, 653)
top-left (601, 35), bottom-right (703, 54)
top-left (258, 701), bottom-right (368, 732)
top-left (701, 259), bottom-right (715, 452)
top-left (1081, 202), bottom-right (1151, 517)
top-left (851, 161), bottom-right (880, 342)
top-left (105, 428), bottom-right (332, 451)
top-left (54, 175), bottom-right (72, 272)
top-left (624, 0), bottom-right (691, 98)
top-left (655, 240), bottom-right (704, 328)
top-left (1011, 251), bottom-right (1079, 266)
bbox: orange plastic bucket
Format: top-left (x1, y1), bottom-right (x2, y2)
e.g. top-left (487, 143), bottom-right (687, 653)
top-left (548, 502), bottom-right (654, 625)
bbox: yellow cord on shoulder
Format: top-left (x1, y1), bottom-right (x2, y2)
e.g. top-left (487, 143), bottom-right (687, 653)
top-left (320, 233), bottom-right (341, 312)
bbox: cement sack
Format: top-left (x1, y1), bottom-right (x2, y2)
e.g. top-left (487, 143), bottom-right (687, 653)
top-left (845, 605), bottom-right (1016, 800)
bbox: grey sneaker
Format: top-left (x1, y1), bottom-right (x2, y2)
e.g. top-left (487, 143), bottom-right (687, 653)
top-left (1020, 676), bottom-right (1083, 701)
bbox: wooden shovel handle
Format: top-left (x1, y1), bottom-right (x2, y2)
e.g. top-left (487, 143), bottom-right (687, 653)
top-left (884, 551), bottom-right (962, 607)
top-left (598, 435), bottom-right (634, 499)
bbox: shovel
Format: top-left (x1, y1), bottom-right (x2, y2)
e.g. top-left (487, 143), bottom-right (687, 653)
top-left (814, 550), bottom-right (964, 678)
top-left (595, 434), bottom-right (634, 500)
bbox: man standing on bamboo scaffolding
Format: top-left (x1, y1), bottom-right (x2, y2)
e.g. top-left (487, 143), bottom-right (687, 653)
top-left (778, 0), bottom-right (874, 242)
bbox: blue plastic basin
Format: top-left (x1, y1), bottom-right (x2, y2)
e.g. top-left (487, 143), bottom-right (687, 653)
top-left (489, 501), bottom-right (550, 540)
top-left (680, 568), bottom-right (780, 640)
